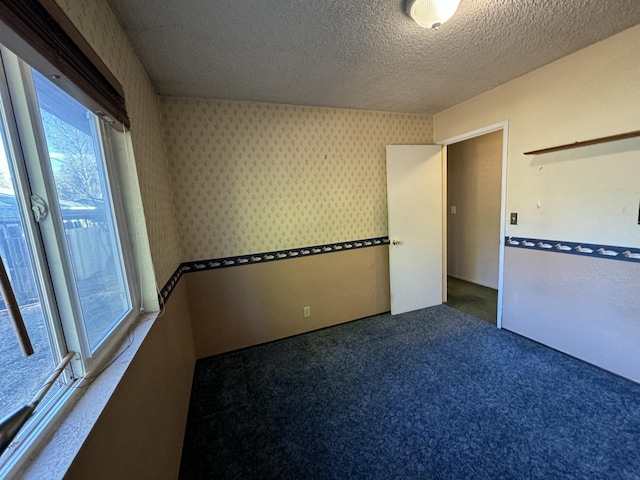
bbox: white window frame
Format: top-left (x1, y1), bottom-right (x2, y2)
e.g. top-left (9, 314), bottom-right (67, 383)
top-left (0, 45), bottom-right (143, 475)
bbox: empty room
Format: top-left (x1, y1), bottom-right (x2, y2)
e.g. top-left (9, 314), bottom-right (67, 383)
top-left (0, 1), bottom-right (639, 479)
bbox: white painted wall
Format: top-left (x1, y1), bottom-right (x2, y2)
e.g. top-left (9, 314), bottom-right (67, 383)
top-left (435, 25), bottom-right (640, 248)
top-left (503, 248), bottom-right (640, 383)
top-left (434, 25), bottom-right (640, 381)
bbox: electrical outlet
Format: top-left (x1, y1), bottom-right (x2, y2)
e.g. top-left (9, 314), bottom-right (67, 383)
top-left (303, 306), bottom-right (311, 318)
top-left (450, 206), bottom-right (456, 214)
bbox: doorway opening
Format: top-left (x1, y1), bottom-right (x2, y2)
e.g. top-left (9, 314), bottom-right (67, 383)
top-left (439, 123), bottom-right (508, 327)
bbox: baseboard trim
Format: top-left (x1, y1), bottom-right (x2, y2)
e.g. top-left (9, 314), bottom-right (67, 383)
top-left (447, 273), bottom-right (497, 290)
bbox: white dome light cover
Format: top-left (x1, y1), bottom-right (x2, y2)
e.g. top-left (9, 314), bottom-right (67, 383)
top-left (406, 0), bottom-right (461, 29)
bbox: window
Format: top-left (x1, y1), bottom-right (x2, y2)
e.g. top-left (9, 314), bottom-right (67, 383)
top-left (0, 46), bottom-right (139, 472)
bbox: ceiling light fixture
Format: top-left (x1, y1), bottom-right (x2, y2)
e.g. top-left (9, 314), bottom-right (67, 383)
top-left (406, 0), bottom-right (461, 29)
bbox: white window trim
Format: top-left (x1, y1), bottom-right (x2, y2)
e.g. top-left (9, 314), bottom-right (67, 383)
top-left (0, 44), bottom-right (160, 477)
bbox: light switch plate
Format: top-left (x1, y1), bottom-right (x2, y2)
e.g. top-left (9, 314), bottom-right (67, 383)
top-left (510, 212), bottom-right (518, 225)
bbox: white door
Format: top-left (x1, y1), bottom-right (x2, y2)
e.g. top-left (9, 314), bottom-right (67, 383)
top-left (386, 145), bottom-right (443, 315)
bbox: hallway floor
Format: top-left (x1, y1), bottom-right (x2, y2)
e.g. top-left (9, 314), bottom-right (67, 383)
top-left (445, 276), bottom-right (498, 325)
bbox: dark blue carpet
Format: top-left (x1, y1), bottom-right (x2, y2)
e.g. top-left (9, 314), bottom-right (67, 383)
top-left (179, 305), bottom-right (640, 479)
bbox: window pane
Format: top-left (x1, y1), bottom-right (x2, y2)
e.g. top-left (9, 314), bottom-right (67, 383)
top-left (32, 71), bottom-right (131, 350)
top-left (0, 119), bottom-right (59, 422)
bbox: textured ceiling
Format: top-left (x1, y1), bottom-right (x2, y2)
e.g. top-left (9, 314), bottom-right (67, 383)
top-left (107, 0), bottom-right (640, 115)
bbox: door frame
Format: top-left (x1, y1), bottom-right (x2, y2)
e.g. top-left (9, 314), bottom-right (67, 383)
top-left (436, 121), bottom-right (509, 329)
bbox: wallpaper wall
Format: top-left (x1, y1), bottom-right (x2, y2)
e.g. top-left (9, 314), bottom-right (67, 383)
top-left (161, 98), bottom-right (432, 261)
top-left (54, 0), bottom-right (182, 285)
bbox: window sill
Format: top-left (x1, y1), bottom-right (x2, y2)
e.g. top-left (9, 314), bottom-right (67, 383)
top-left (9, 311), bottom-right (159, 479)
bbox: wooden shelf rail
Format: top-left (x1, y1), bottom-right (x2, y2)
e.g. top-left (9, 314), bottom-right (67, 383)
top-left (524, 129), bottom-right (640, 155)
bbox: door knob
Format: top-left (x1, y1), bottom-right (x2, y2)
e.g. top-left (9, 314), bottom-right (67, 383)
top-left (392, 239), bottom-right (401, 245)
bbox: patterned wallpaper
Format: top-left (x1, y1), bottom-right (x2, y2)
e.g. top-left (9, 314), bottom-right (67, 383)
top-left (160, 98), bottom-right (432, 260)
top-left (54, 0), bottom-right (182, 285)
